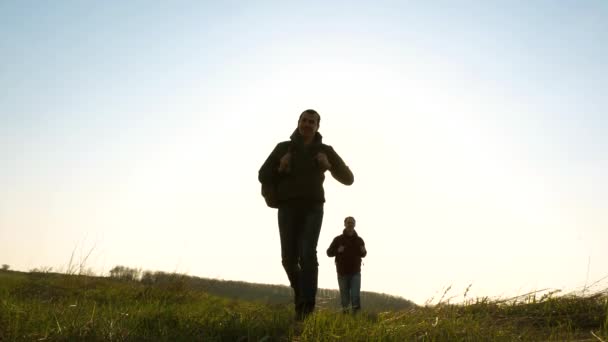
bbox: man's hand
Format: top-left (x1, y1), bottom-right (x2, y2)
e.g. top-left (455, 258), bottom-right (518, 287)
top-left (360, 245), bottom-right (366, 254)
top-left (278, 152), bottom-right (291, 173)
top-left (316, 152), bottom-right (332, 170)
top-left (337, 245), bottom-right (345, 253)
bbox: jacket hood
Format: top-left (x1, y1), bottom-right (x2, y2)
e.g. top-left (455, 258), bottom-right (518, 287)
top-left (342, 229), bottom-right (359, 237)
top-left (290, 129), bottom-right (323, 146)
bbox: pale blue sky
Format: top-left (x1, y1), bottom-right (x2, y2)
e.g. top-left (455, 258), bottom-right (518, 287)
top-left (1, 1), bottom-right (607, 304)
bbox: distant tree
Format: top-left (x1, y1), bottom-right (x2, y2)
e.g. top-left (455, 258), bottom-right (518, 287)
top-left (30, 266), bottom-right (53, 273)
top-left (109, 265), bottom-right (141, 281)
top-left (1, 264), bottom-right (9, 271)
top-left (141, 270), bottom-right (156, 285)
top-left (140, 270), bottom-right (188, 291)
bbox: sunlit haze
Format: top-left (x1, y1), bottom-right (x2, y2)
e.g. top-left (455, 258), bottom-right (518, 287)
top-left (1, 2), bottom-right (607, 305)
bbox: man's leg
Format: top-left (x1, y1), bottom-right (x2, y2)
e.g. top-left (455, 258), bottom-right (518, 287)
top-left (337, 274), bottom-right (351, 312)
top-left (351, 272), bottom-right (362, 313)
top-left (297, 205), bottom-right (324, 317)
top-left (277, 207), bottom-right (301, 315)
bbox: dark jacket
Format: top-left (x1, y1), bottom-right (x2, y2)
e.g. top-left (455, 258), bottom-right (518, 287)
top-left (258, 130), bottom-right (354, 207)
top-left (327, 230), bottom-right (366, 276)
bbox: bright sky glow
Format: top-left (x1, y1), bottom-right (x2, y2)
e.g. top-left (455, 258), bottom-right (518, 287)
top-left (1, 1), bottom-right (607, 304)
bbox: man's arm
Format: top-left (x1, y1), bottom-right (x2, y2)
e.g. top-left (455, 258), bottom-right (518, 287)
top-left (258, 143), bottom-right (284, 184)
top-left (324, 145), bottom-right (354, 185)
top-left (327, 237), bottom-right (339, 257)
top-left (359, 238), bottom-right (367, 258)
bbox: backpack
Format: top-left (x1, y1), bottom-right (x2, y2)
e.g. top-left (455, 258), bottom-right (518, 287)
top-left (261, 142), bottom-right (293, 209)
top-left (261, 182), bottom-right (279, 208)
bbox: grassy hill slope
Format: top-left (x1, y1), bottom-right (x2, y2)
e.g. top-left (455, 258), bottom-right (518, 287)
top-left (0, 270), bottom-right (606, 341)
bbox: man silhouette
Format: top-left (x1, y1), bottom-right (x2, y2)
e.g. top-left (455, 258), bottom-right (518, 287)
top-left (259, 109), bottom-right (354, 320)
top-left (327, 216), bottom-right (367, 313)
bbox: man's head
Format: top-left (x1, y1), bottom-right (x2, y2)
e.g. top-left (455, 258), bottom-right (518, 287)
top-left (344, 216), bottom-right (356, 235)
top-left (298, 109), bottom-right (320, 141)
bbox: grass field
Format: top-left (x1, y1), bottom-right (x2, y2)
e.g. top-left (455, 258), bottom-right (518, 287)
top-left (0, 269), bottom-right (606, 341)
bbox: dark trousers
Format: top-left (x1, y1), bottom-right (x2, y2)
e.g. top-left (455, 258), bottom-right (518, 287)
top-left (278, 204), bottom-right (324, 316)
top-left (338, 272), bottom-right (361, 312)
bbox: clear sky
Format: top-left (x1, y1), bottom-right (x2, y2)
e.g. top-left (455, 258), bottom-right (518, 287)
top-left (1, 1), bottom-right (607, 305)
